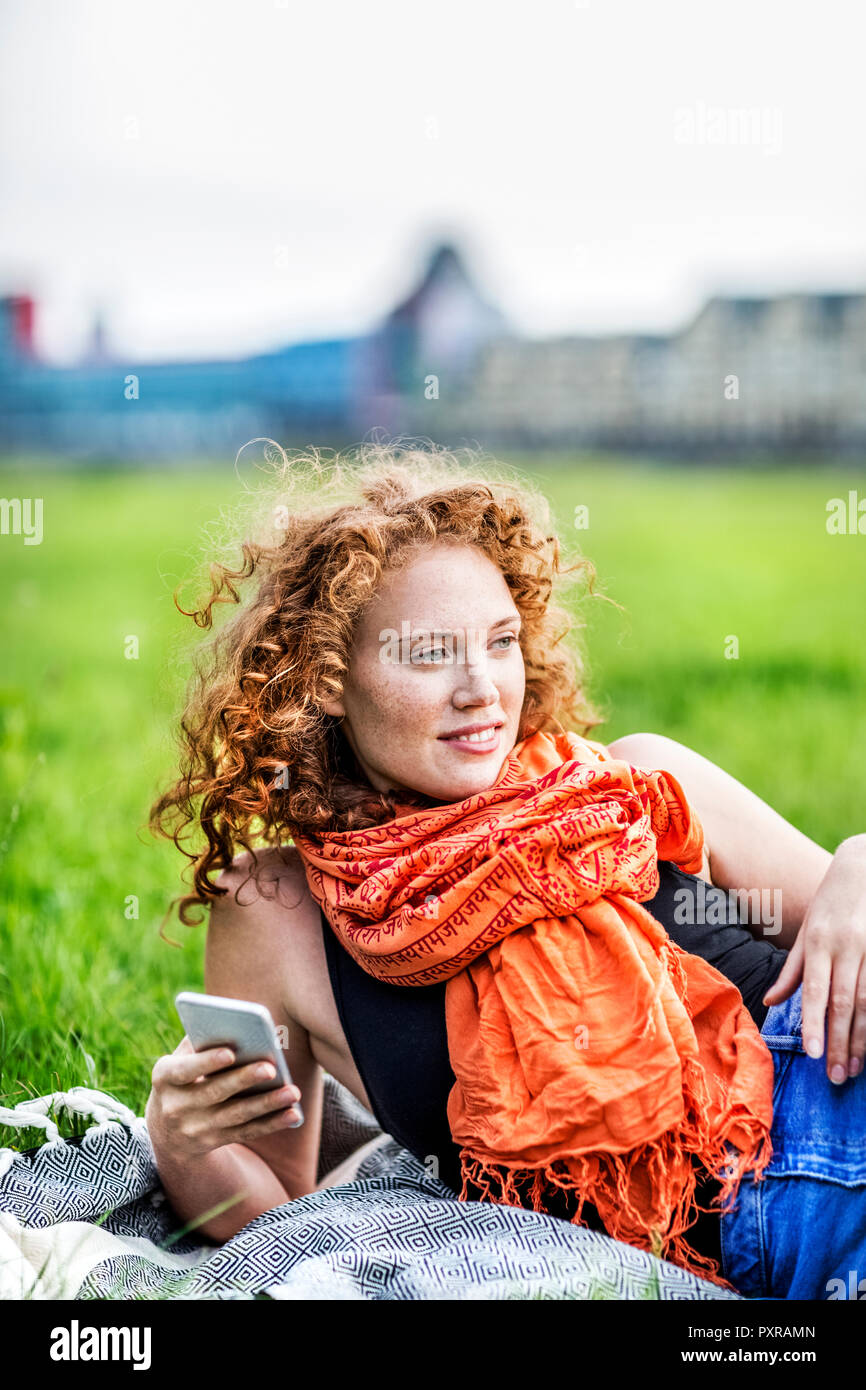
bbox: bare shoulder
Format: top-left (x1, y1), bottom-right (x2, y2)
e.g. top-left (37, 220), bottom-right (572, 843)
top-left (206, 844), bottom-right (341, 1043)
top-left (604, 733), bottom-right (714, 883)
top-left (211, 844), bottom-right (319, 928)
top-left (206, 846), bottom-right (321, 1001)
top-left (606, 731), bottom-right (677, 760)
top-left (606, 731), bottom-right (704, 777)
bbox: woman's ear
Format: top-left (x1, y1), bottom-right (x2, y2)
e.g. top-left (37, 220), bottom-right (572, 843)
top-left (320, 699), bottom-right (345, 719)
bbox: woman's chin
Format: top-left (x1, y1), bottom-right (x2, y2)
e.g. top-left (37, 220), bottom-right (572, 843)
top-left (382, 741), bottom-right (515, 805)
top-left (420, 759), bottom-right (511, 805)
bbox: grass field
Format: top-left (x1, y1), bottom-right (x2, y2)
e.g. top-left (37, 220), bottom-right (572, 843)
top-left (2, 454), bottom-right (865, 1151)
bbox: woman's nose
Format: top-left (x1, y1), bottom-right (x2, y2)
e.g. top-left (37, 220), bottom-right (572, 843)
top-left (454, 657), bottom-right (499, 705)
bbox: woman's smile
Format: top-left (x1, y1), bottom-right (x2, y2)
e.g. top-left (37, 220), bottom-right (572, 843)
top-left (437, 720), bottom-right (503, 754)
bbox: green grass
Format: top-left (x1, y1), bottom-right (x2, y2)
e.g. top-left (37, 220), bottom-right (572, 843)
top-left (1, 453), bottom-right (865, 1152)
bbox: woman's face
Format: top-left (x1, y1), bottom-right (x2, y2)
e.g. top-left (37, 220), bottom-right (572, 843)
top-left (321, 541), bottom-right (526, 804)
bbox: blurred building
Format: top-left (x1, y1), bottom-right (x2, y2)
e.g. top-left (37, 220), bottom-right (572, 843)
top-left (451, 291), bottom-right (866, 456)
top-left (0, 244), bottom-right (864, 461)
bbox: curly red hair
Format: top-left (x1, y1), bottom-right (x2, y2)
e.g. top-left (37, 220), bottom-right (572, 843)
top-left (148, 438), bottom-right (611, 930)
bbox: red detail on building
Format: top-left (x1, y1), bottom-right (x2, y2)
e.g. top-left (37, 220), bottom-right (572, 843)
top-left (9, 295), bottom-right (36, 356)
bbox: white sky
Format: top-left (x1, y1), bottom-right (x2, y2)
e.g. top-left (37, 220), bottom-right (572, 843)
top-left (1, 0), bottom-right (864, 363)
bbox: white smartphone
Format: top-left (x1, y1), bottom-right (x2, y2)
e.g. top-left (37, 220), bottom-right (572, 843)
top-left (174, 990), bottom-right (303, 1125)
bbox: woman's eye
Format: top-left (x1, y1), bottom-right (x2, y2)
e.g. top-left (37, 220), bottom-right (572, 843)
top-left (410, 636), bottom-right (516, 663)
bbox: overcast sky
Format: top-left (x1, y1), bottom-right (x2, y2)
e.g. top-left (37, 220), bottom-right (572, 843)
top-left (1, 0), bottom-right (864, 363)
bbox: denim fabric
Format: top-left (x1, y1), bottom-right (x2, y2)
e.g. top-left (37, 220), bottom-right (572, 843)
top-left (719, 984), bottom-right (866, 1299)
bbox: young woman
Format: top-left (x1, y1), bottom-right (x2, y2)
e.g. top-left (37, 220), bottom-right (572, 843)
top-left (147, 443), bottom-right (866, 1299)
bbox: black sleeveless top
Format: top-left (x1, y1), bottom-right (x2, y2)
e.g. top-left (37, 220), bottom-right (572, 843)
top-left (321, 860), bottom-right (788, 1269)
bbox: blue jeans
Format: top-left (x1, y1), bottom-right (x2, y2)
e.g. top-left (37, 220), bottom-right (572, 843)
top-left (719, 984), bottom-right (866, 1299)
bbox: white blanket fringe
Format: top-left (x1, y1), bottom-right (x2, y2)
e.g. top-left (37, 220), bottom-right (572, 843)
top-left (0, 1087), bottom-right (140, 1178)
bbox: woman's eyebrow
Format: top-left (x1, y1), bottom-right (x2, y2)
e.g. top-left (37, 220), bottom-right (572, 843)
top-left (430, 617), bottom-right (521, 635)
top-left (409, 615), bottom-right (522, 638)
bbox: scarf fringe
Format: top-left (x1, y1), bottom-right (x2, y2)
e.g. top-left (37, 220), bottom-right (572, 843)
top-left (457, 1047), bottom-right (773, 1292)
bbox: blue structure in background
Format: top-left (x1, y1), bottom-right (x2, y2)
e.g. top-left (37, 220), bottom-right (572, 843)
top-left (0, 308), bottom-right (366, 459)
top-left (0, 243), bottom-right (503, 462)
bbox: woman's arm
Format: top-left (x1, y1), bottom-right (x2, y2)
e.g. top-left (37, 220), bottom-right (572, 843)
top-left (147, 874), bottom-right (324, 1247)
top-left (606, 732), bottom-right (833, 949)
top-left (203, 878), bottom-right (325, 1207)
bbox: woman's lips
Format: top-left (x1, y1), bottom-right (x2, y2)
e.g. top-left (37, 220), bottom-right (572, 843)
top-left (439, 726), bottom-right (502, 755)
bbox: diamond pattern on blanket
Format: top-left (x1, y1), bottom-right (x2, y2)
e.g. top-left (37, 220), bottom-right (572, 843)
top-left (0, 1075), bottom-right (741, 1301)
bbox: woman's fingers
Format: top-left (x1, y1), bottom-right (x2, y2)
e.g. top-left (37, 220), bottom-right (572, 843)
top-left (845, 959), bottom-right (866, 1078)
top-left (198, 1061), bottom-right (296, 1108)
top-left (781, 925), bottom-right (866, 1084)
top-left (223, 1103), bottom-right (304, 1145)
top-left (152, 1042), bottom-right (235, 1089)
top-left (825, 954), bottom-right (861, 1084)
top-left (218, 1083), bottom-right (301, 1131)
top-left (799, 941), bottom-right (831, 1064)
top-left (762, 932), bottom-right (803, 1006)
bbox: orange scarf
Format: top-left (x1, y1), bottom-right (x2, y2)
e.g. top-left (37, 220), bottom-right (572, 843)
top-left (294, 729), bottom-right (774, 1286)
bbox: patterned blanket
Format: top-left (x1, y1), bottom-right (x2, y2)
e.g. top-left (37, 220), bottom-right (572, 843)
top-left (0, 1075), bottom-right (741, 1301)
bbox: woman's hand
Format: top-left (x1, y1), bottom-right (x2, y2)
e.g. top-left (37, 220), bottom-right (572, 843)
top-left (145, 1035), bottom-right (303, 1160)
top-left (762, 835), bottom-right (866, 1084)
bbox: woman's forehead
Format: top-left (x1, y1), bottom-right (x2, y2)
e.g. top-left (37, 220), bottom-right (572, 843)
top-left (363, 550), bottom-right (514, 628)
